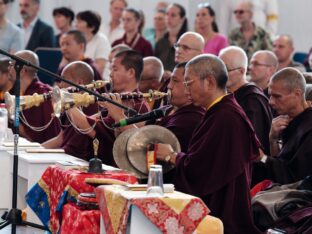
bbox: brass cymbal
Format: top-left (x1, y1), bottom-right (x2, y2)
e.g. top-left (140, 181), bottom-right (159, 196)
top-left (113, 128), bottom-right (146, 179)
top-left (127, 125), bottom-right (180, 175)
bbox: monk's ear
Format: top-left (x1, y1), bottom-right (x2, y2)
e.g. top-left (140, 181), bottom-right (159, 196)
top-left (293, 88), bottom-right (304, 99)
top-left (127, 68), bottom-right (136, 79)
top-left (208, 75), bottom-right (217, 88)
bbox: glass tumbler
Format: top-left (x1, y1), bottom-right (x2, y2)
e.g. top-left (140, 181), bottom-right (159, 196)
top-left (146, 164), bottom-right (164, 197)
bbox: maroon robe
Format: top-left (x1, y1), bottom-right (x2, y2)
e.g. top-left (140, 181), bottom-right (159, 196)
top-left (87, 95), bottom-right (150, 167)
top-left (253, 107), bottom-right (312, 184)
top-left (112, 34), bottom-right (153, 57)
top-left (21, 79), bottom-right (61, 143)
top-left (174, 94), bottom-right (261, 234)
top-left (234, 83), bottom-right (272, 155)
top-left (157, 104), bottom-right (205, 152)
top-left (61, 103), bottom-right (99, 160)
top-left (156, 103), bottom-right (205, 183)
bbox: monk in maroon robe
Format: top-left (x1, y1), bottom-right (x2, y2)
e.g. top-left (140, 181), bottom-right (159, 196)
top-left (86, 97), bottom-right (149, 167)
top-left (8, 50), bottom-right (61, 143)
top-left (219, 46), bottom-right (273, 156)
top-left (58, 30), bottom-right (103, 81)
top-left (67, 50), bottom-right (150, 167)
top-left (255, 68), bottom-right (312, 185)
top-left (157, 55), bottom-right (261, 233)
top-left (42, 61), bottom-right (100, 160)
top-left (21, 79), bottom-right (60, 143)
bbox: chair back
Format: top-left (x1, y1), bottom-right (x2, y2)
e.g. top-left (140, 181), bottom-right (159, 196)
top-left (35, 47), bottom-right (62, 86)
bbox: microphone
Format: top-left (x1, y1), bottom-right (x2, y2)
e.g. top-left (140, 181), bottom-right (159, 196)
top-left (112, 107), bottom-right (166, 128)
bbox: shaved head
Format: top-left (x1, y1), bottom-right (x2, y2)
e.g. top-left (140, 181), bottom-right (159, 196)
top-left (175, 32), bottom-right (204, 63)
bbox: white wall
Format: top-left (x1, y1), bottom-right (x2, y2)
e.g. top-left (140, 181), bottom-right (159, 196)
top-left (6, 0), bottom-right (312, 52)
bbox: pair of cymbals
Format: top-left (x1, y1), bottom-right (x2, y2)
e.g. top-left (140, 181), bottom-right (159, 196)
top-left (113, 125), bottom-right (180, 179)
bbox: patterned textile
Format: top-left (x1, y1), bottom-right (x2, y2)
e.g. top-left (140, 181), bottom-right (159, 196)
top-left (95, 185), bottom-right (210, 234)
top-left (228, 24), bottom-right (272, 59)
top-left (60, 203), bottom-right (101, 234)
top-left (26, 165), bottom-right (137, 233)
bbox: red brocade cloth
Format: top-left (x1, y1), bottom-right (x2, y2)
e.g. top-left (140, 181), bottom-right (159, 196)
top-left (95, 185), bottom-right (210, 234)
top-left (60, 203), bottom-right (101, 234)
top-left (26, 165), bottom-right (137, 233)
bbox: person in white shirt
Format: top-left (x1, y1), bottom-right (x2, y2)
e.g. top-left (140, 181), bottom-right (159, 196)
top-left (76, 10), bottom-right (111, 79)
top-left (218, 0), bottom-right (278, 37)
top-left (100, 0), bottom-right (127, 45)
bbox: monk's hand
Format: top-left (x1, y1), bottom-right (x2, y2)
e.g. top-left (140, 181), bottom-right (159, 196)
top-left (269, 115), bottom-right (290, 141)
top-left (156, 143), bottom-right (174, 161)
top-left (99, 93), bottom-right (125, 121)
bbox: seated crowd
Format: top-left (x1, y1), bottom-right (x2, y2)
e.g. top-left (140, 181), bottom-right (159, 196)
top-left (0, 0), bottom-right (311, 233)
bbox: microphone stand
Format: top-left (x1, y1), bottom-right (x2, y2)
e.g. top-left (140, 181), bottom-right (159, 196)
top-left (0, 48), bottom-right (137, 234)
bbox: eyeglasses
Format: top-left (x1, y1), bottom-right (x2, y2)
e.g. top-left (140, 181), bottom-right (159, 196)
top-left (227, 67), bottom-right (241, 73)
top-left (249, 61), bottom-right (271, 67)
top-left (183, 79), bottom-right (194, 88)
top-left (173, 43), bottom-right (199, 51)
top-left (233, 10), bottom-right (248, 15)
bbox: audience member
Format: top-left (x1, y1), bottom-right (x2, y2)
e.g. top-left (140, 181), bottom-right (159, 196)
top-left (76, 10), bottom-right (111, 76)
top-left (100, 0), bottom-right (127, 44)
top-left (139, 56), bottom-right (163, 93)
top-left (219, 46), bottom-right (272, 155)
top-left (8, 50), bottom-right (60, 143)
top-left (143, 9), bottom-right (167, 49)
top-left (58, 30), bottom-right (102, 81)
top-left (0, 0), bottom-right (23, 57)
top-left (0, 59), bottom-right (15, 102)
top-left (18, 0), bottom-right (55, 51)
top-left (112, 8), bottom-right (153, 57)
top-left (273, 35), bottom-right (306, 72)
top-left (139, 56), bottom-right (167, 110)
top-left (42, 61), bottom-right (98, 160)
top-left (66, 50), bottom-right (149, 167)
top-left (195, 3), bottom-right (228, 56)
top-left (155, 3), bottom-right (188, 71)
top-left (249, 50), bottom-right (278, 96)
top-left (255, 68), bottom-right (312, 184)
top-left (156, 54), bottom-right (261, 233)
top-left (218, 0), bottom-right (278, 37)
top-left (52, 7), bottom-right (74, 47)
top-left (228, 0), bottom-right (272, 60)
top-left (174, 32), bottom-right (204, 64)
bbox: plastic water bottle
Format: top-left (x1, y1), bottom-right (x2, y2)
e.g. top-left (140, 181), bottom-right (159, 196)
top-left (0, 103), bottom-right (8, 144)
